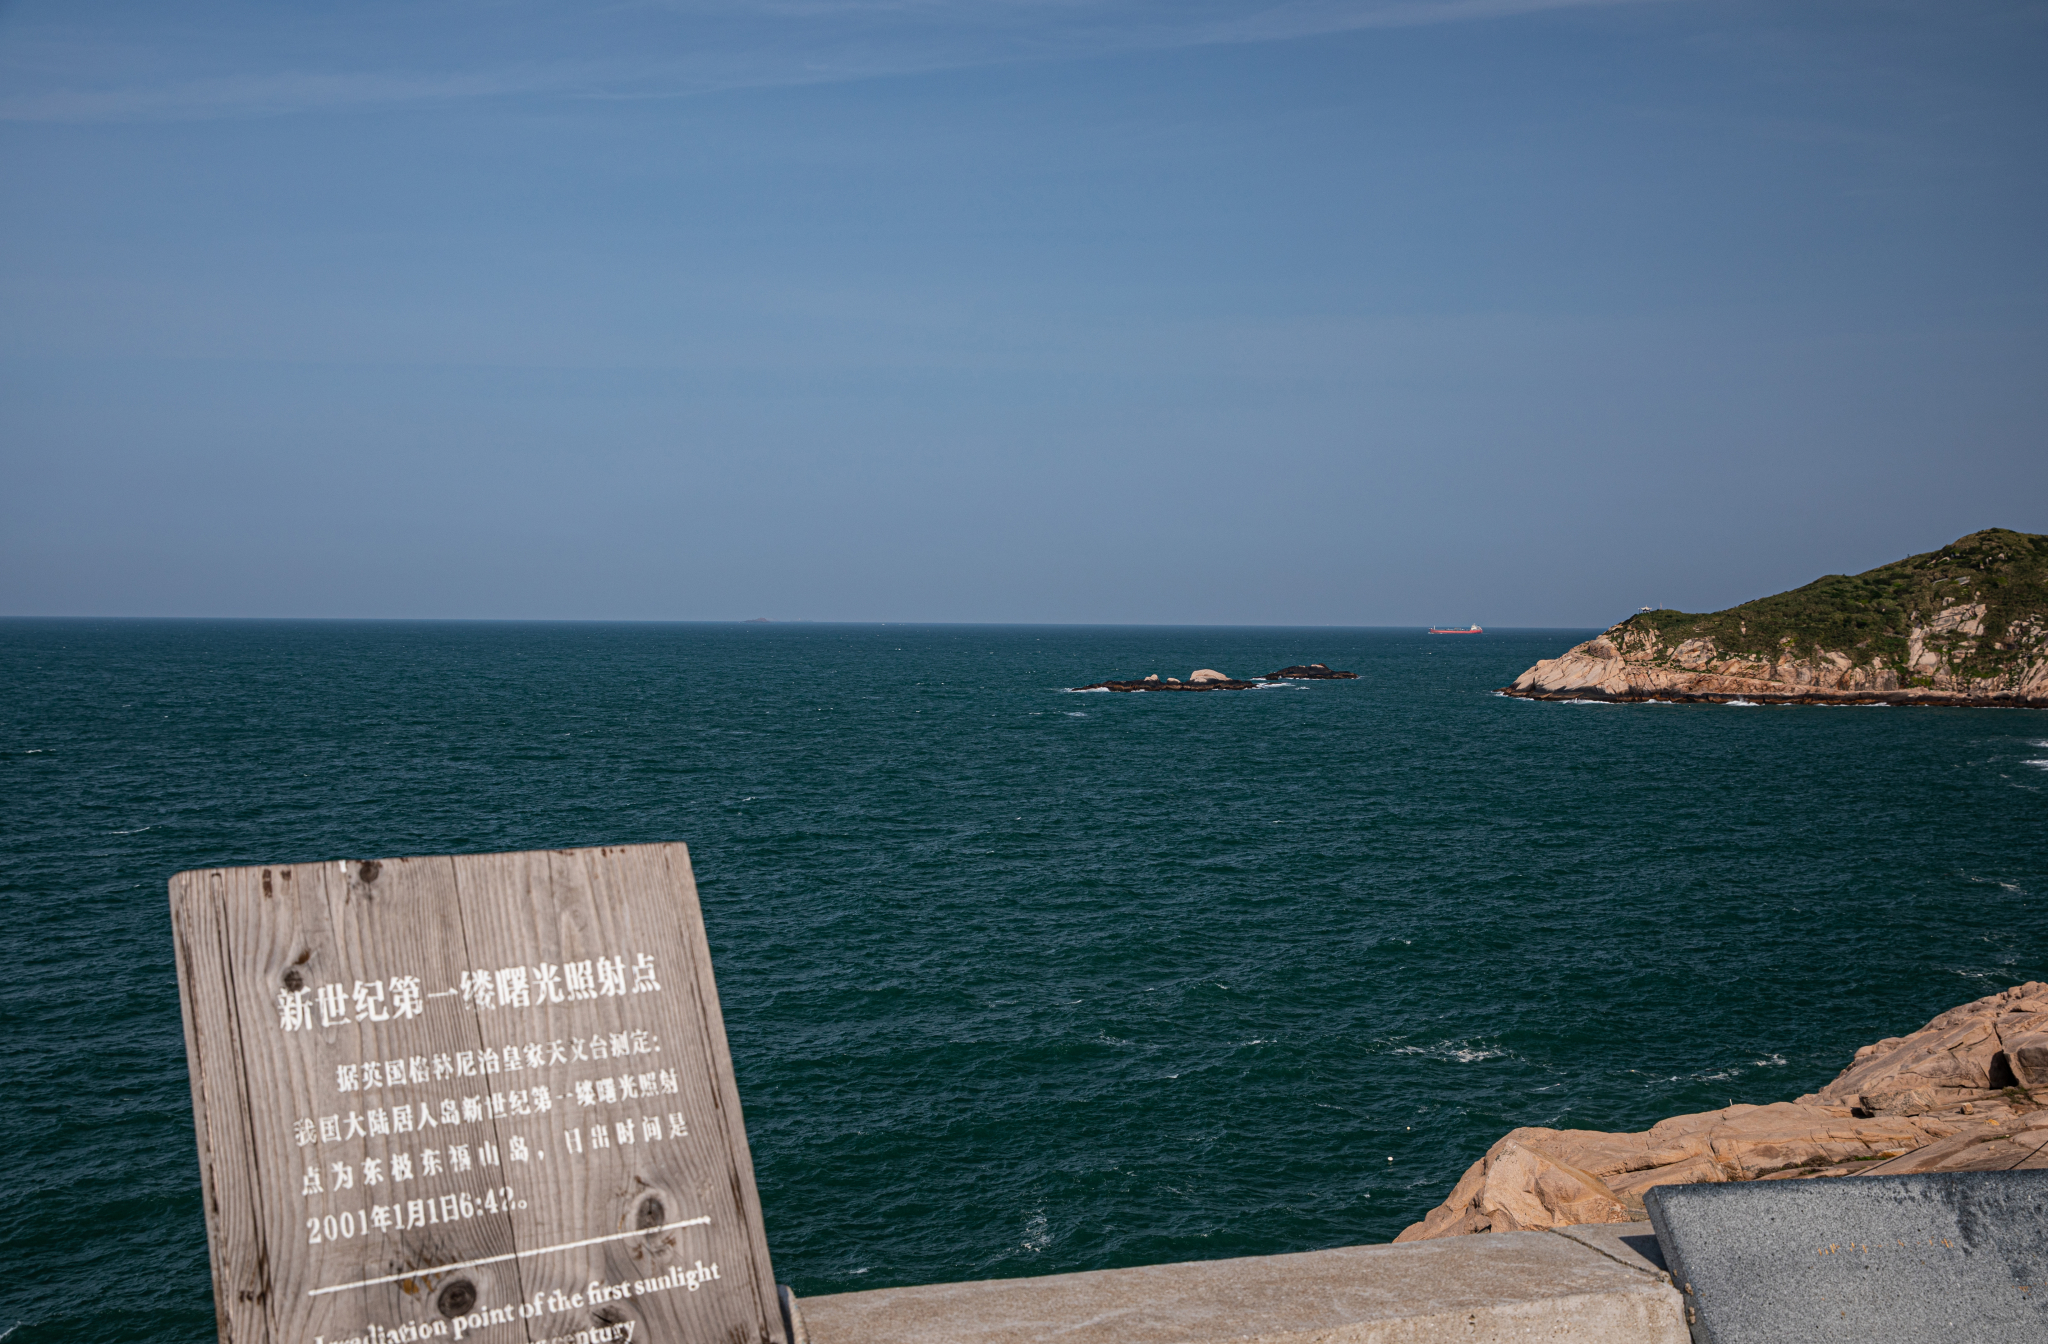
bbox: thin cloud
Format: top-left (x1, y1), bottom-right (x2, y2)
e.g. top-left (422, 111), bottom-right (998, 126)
top-left (1194, 0), bottom-right (1659, 44)
top-left (0, 0), bottom-right (1671, 123)
top-left (0, 68), bottom-right (582, 123)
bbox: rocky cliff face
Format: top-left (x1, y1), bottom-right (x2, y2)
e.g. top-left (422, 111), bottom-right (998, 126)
top-left (1503, 528), bottom-right (2048, 706)
top-left (1395, 982), bottom-right (2048, 1242)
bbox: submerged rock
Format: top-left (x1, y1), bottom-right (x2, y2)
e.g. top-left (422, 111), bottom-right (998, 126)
top-left (1395, 981), bottom-right (2048, 1242)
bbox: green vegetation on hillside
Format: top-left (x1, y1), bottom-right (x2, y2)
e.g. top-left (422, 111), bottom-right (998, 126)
top-left (1615, 529), bottom-right (2048, 681)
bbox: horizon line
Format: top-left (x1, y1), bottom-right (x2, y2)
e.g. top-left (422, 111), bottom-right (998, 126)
top-left (0, 614), bottom-right (1610, 629)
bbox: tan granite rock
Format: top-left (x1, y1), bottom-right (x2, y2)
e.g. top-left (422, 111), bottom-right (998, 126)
top-left (1487, 1143), bottom-right (1633, 1231)
top-left (1397, 983), bottom-right (2048, 1242)
top-left (1501, 609), bottom-right (2048, 705)
top-left (1187, 669), bottom-right (1231, 683)
top-left (1801, 981), bottom-right (2048, 1114)
top-left (2007, 1022), bottom-right (2048, 1088)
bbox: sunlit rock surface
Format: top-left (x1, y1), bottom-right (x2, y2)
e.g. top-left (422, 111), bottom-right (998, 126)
top-left (1397, 982), bottom-right (2048, 1241)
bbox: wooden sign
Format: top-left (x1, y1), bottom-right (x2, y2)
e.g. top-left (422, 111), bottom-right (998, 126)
top-left (171, 843), bottom-right (789, 1344)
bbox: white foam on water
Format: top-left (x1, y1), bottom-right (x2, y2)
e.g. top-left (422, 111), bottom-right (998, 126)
top-left (2022, 759), bottom-right (2048, 770)
top-left (1559, 698), bottom-right (1625, 706)
top-left (1064, 711), bottom-right (1087, 718)
top-left (1754, 1053), bottom-right (1788, 1067)
top-left (1392, 1041), bottom-right (1506, 1063)
top-left (1724, 698), bottom-right (1760, 706)
top-left (1063, 686), bottom-right (1111, 693)
top-left (1255, 681), bottom-right (1305, 689)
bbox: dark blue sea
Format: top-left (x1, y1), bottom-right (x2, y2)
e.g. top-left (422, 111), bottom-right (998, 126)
top-left (3, 619), bottom-right (2044, 1341)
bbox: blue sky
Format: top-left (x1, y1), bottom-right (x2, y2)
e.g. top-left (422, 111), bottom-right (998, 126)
top-left (3, 1), bottom-right (2044, 624)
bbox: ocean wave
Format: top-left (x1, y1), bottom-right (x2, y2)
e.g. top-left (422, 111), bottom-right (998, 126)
top-left (2022, 759), bottom-right (2048, 770)
top-left (1063, 686), bottom-right (1111, 693)
top-left (1753, 1053), bottom-right (1788, 1066)
top-left (1724, 698), bottom-right (1760, 707)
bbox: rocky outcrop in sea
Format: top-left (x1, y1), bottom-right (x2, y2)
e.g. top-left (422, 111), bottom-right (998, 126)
top-left (1074, 669), bottom-right (1262, 692)
top-left (1396, 982), bottom-right (2048, 1241)
top-left (1073, 665), bottom-right (1358, 692)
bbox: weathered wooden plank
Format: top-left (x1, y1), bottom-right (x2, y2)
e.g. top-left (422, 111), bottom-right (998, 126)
top-left (653, 845), bottom-right (781, 1333)
top-left (293, 855), bottom-right (526, 1342)
top-left (172, 867), bottom-right (273, 1342)
top-left (172, 843), bottom-right (787, 1344)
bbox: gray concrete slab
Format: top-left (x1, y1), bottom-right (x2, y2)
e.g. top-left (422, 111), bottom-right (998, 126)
top-left (1551, 1221), bottom-right (1671, 1282)
top-left (1644, 1169), bottom-right (2048, 1343)
top-left (795, 1231), bottom-right (1687, 1344)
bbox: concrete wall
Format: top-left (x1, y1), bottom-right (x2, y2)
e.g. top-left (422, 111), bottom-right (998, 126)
top-left (788, 1222), bottom-right (1688, 1343)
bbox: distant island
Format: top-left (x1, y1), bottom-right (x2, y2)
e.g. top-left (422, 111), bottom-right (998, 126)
top-left (1075, 664), bottom-right (1359, 692)
top-left (1503, 528), bottom-right (2048, 707)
